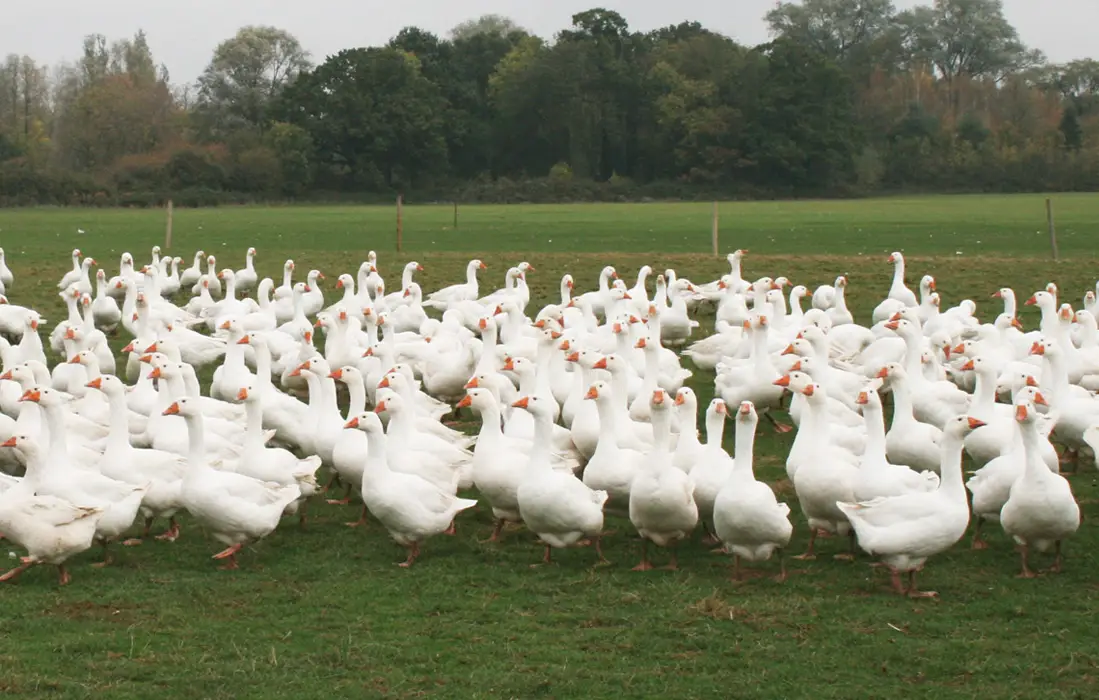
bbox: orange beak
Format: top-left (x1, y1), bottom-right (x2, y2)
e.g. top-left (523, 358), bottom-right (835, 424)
top-left (559, 340), bottom-right (570, 351)
top-left (456, 395), bottom-right (473, 409)
top-left (163, 402), bottom-right (180, 416)
top-left (148, 368), bottom-right (162, 379)
top-left (782, 344), bottom-right (795, 355)
top-left (773, 375), bottom-right (791, 387)
top-left (1034, 392), bottom-right (1048, 406)
top-left (549, 331), bottom-right (562, 340)
top-left (479, 262), bottom-right (487, 270)
top-left (953, 344), bottom-right (966, 354)
top-left (652, 390), bottom-right (664, 405)
top-left (144, 343), bottom-right (158, 353)
top-left (64, 328), bottom-right (75, 340)
top-left (790, 360), bottom-right (802, 372)
top-left (1025, 375), bottom-right (1038, 387)
top-left (674, 394), bottom-right (685, 405)
top-left (344, 417), bottom-right (360, 429)
top-left (512, 396), bottom-right (530, 409)
top-left (1014, 404), bottom-right (1028, 421)
top-left (67, 355), bottom-right (82, 364)
top-left (336, 279), bottom-right (344, 289)
top-left (378, 376), bottom-right (390, 389)
top-left (856, 392), bottom-right (868, 405)
top-left (416, 264), bottom-right (423, 271)
top-left (968, 417), bottom-right (987, 429)
top-left (219, 320), bottom-right (231, 330)
top-left (502, 359), bottom-right (515, 371)
top-left (1, 436), bottom-right (16, 448)
top-left (122, 342), bottom-right (135, 353)
top-left (801, 385), bottom-right (815, 397)
top-left (565, 351), bottom-right (579, 362)
top-left (593, 357), bottom-right (607, 370)
top-left (464, 377), bottom-right (479, 389)
top-left (236, 387), bottom-right (248, 401)
top-left (876, 367), bottom-right (889, 379)
top-left (584, 387), bottom-right (598, 400)
top-left (374, 400), bottom-right (388, 414)
top-left (635, 338), bottom-right (646, 349)
top-left (884, 321), bottom-right (900, 331)
top-left (962, 360), bottom-right (975, 371)
top-left (328, 369), bottom-right (344, 380)
top-left (138, 354), bottom-right (153, 363)
top-left (1029, 342), bottom-right (1044, 356)
top-left (0, 370), bottom-right (10, 381)
top-left (19, 389), bottom-right (41, 403)
top-left (1024, 295), bottom-right (1037, 306)
top-left (86, 377), bottom-right (102, 389)
top-left (237, 335), bottom-right (251, 345)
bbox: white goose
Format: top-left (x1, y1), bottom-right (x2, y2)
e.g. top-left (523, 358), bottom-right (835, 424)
top-left (713, 401), bottom-right (793, 581)
top-left (346, 411), bottom-right (477, 567)
top-left (627, 389), bottom-right (698, 571)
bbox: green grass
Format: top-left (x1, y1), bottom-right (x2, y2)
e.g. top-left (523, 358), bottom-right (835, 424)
top-left (0, 196), bottom-right (1098, 699)
top-left (2, 192), bottom-right (1094, 258)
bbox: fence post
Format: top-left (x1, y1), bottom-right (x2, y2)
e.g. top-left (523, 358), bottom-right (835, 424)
top-left (165, 199), bottom-right (174, 250)
top-left (1046, 197), bottom-right (1059, 261)
top-left (396, 194), bottom-right (404, 253)
top-left (711, 201), bottom-right (719, 256)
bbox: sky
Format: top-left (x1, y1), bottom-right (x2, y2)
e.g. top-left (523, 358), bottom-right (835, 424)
top-left (4, 0), bottom-right (1096, 84)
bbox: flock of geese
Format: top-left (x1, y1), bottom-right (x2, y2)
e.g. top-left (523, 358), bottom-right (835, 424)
top-left (0, 245), bottom-right (1090, 597)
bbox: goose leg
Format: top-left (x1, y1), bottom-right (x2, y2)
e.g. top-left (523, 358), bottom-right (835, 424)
top-left (212, 543), bottom-right (242, 570)
top-left (1017, 543), bottom-right (1038, 578)
top-left (765, 412), bottom-right (793, 433)
top-left (345, 505), bottom-right (369, 528)
top-left (1050, 541), bottom-right (1064, 573)
top-left (632, 540), bottom-right (654, 571)
top-left (480, 518), bottom-right (506, 543)
top-left (970, 518), bottom-right (988, 550)
top-left (593, 537), bottom-right (608, 566)
top-left (906, 570), bottom-right (938, 598)
top-left (774, 552), bottom-right (788, 583)
top-left (889, 568), bottom-right (906, 595)
top-left (661, 544), bottom-right (680, 571)
top-left (155, 517), bottom-right (180, 542)
top-left (0, 560), bottom-right (34, 582)
top-left (326, 483), bottom-right (352, 506)
top-left (793, 529), bottom-right (817, 560)
top-left (57, 564), bottom-right (72, 586)
top-left (443, 520), bottom-right (456, 536)
top-left (397, 542), bottom-right (420, 568)
top-left (833, 530), bottom-right (857, 561)
top-left (91, 540), bottom-right (113, 568)
top-left (731, 554), bottom-right (743, 581)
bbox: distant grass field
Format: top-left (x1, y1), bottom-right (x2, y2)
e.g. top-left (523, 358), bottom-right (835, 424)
top-left (0, 195), bottom-right (1097, 699)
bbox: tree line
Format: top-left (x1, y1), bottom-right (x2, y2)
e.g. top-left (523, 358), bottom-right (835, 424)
top-left (1, 0), bottom-right (1097, 207)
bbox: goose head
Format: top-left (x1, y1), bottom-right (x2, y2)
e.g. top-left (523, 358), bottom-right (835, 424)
top-left (511, 393), bottom-right (554, 419)
top-left (344, 411), bottom-right (384, 433)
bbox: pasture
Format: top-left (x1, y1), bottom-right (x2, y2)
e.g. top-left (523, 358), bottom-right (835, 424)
top-left (0, 194), bottom-right (1097, 699)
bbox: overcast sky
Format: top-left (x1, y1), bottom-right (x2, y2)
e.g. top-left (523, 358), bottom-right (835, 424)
top-left (5, 1), bottom-right (1096, 83)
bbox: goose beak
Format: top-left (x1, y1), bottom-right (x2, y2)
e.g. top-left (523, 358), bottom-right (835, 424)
top-left (1034, 392), bottom-right (1048, 406)
top-left (373, 401), bottom-right (387, 414)
top-left (674, 394), bottom-right (685, 405)
top-left (511, 396), bottom-right (529, 409)
top-left (592, 357), bottom-right (607, 370)
top-left (163, 402), bottom-right (180, 416)
top-left (237, 336), bottom-right (251, 345)
top-left (968, 417), bottom-right (987, 429)
top-left (464, 377), bottom-right (479, 389)
top-left (344, 417), bottom-right (359, 429)
top-left (773, 375), bottom-right (791, 387)
top-left (456, 395), bottom-right (473, 409)
top-left (328, 369), bottom-right (343, 380)
top-left (583, 388), bottom-right (598, 400)
top-left (236, 388), bottom-right (248, 401)
top-left (1, 437), bottom-right (15, 448)
top-left (86, 378), bottom-right (102, 389)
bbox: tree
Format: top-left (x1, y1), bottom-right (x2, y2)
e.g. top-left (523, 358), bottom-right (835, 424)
top-left (281, 48), bottom-right (448, 189)
top-left (196, 26), bottom-right (311, 138)
top-left (449, 14), bottom-right (524, 41)
top-left (766, 0), bottom-right (897, 65)
top-left (897, 0), bottom-right (1037, 82)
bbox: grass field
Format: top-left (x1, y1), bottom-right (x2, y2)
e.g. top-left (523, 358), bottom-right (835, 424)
top-left (0, 194), bottom-right (1097, 699)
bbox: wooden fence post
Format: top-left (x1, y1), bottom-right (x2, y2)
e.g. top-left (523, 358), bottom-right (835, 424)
top-left (1046, 197), bottom-right (1059, 261)
top-left (396, 194), bottom-right (404, 253)
top-left (165, 199), bottom-right (174, 250)
top-left (711, 201), bottom-right (719, 256)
